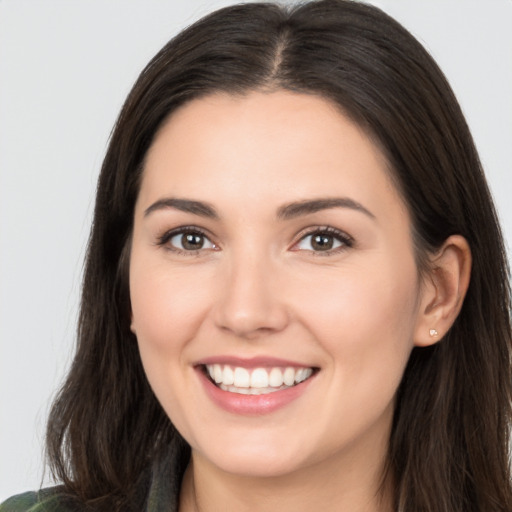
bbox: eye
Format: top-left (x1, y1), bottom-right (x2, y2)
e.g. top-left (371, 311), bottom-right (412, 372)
top-left (171, 232), bottom-right (215, 251)
top-left (293, 228), bottom-right (353, 253)
top-left (158, 228), bottom-right (217, 253)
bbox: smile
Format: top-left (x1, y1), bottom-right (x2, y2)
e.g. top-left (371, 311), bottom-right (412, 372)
top-left (205, 364), bottom-right (314, 395)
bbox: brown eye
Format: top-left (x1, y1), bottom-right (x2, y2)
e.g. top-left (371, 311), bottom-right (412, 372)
top-left (182, 233), bottom-right (205, 250)
top-left (311, 234), bottom-right (335, 251)
top-left (168, 230), bottom-right (216, 251)
top-left (294, 228), bottom-right (352, 253)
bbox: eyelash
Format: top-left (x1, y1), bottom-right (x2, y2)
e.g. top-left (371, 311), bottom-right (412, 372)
top-left (291, 226), bottom-right (354, 256)
top-left (156, 225), bottom-right (354, 256)
top-left (156, 226), bottom-right (217, 256)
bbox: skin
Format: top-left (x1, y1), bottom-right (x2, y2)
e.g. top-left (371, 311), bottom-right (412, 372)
top-left (129, 91), bottom-right (471, 512)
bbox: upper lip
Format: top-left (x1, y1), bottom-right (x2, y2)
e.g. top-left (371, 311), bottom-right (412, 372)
top-left (195, 355), bottom-right (316, 369)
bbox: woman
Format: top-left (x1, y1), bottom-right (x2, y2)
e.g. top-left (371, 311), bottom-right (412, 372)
top-left (2, 0), bottom-right (511, 510)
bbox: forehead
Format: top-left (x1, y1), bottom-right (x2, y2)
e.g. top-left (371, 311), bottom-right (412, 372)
top-left (138, 90), bottom-right (405, 220)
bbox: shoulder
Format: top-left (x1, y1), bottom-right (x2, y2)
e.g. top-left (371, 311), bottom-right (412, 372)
top-left (0, 487), bottom-right (84, 512)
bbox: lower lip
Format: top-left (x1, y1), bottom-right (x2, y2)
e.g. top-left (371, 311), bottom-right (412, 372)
top-left (197, 368), bottom-right (315, 415)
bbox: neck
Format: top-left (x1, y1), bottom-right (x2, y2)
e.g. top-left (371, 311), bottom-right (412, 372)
top-left (179, 435), bottom-right (393, 512)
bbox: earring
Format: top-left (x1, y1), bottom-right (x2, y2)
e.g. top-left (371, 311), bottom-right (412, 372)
top-left (429, 329), bottom-right (439, 337)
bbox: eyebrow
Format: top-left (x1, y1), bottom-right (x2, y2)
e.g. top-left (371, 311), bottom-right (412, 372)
top-left (144, 198), bottom-right (219, 219)
top-left (277, 197), bottom-right (375, 220)
top-left (143, 196), bottom-right (375, 221)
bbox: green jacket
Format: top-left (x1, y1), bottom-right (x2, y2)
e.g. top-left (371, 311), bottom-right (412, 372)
top-left (0, 489), bottom-right (81, 512)
top-left (0, 441), bottom-right (187, 512)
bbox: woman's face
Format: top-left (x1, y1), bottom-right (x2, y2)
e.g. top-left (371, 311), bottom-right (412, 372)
top-left (130, 91), bottom-right (427, 478)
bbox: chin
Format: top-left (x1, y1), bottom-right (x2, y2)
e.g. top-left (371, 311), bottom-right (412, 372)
top-left (191, 433), bottom-right (319, 479)
top-left (209, 453), bottom-right (308, 479)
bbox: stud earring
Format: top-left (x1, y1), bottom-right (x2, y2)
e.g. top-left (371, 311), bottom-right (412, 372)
top-left (429, 329), bottom-right (439, 337)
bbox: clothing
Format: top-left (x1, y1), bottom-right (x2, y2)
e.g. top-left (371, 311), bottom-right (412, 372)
top-left (0, 489), bottom-right (84, 512)
top-left (0, 440), bottom-right (187, 512)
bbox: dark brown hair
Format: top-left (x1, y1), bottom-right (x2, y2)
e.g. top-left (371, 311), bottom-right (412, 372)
top-left (46, 1), bottom-right (512, 510)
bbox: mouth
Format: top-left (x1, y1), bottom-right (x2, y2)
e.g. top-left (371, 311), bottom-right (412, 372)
top-left (202, 364), bottom-right (317, 395)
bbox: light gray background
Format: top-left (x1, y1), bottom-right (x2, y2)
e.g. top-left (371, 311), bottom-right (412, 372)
top-left (1, 0), bottom-right (511, 501)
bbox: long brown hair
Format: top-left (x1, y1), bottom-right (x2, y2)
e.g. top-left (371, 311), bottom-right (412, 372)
top-left (46, 1), bottom-right (512, 510)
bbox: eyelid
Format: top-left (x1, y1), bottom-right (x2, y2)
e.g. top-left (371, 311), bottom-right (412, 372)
top-left (154, 224), bottom-right (353, 256)
top-left (290, 226), bottom-right (354, 254)
top-left (156, 225), bottom-right (218, 254)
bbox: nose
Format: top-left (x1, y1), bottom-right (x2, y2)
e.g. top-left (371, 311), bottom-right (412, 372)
top-left (213, 252), bottom-right (289, 339)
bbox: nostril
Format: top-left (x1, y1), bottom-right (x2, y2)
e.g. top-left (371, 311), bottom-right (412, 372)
top-left (213, 300), bottom-right (290, 339)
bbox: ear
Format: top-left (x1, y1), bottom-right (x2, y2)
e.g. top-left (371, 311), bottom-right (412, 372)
top-left (414, 235), bottom-right (471, 347)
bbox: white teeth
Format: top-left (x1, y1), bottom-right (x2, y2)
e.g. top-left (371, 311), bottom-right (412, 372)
top-left (213, 364), bottom-right (223, 384)
top-left (222, 365), bottom-right (234, 385)
top-left (269, 367), bottom-right (283, 387)
top-left (250, 368), bottom-right (269, 388)
top-left (219, 384), bottom-right (286, 395)
top-left (283, 367), bottom-right (295, 386)
top-left (205, 364), bottom-right (315, 394)
top-left (295, 368), bottom-right (313, 383)
top-left (233, 367), bottom-right (250, 388)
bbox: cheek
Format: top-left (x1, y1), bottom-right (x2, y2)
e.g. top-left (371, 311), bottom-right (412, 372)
top-left (288, 255), bottom-right (419, 376)
top-left (129, 258), bottom-right (213, 430)
top-left (129, 257), bottom-right (213, 355)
